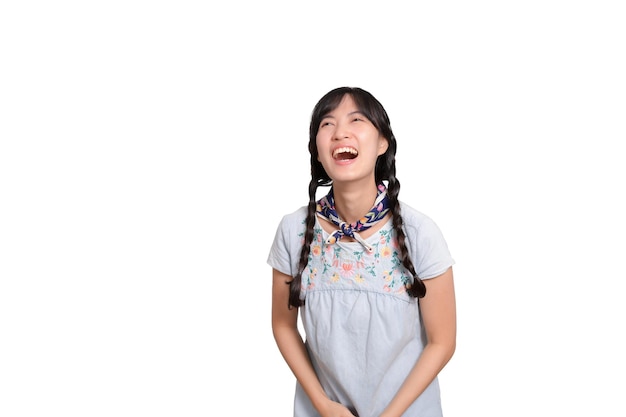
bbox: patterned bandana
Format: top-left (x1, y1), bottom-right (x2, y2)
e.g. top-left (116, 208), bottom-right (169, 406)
top-left (316, 183), bottom-right (390, 252)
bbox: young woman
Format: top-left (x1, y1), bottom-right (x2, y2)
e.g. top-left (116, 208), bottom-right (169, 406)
top-left (268, 87), bottom-right (456, 417)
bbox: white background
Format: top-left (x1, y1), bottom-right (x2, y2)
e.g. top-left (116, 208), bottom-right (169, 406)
top-left (1, 1), bottom-right (625, 416)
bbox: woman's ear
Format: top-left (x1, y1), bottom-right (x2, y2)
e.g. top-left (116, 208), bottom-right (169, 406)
top-left (378, 137), bottom-right (389, 156)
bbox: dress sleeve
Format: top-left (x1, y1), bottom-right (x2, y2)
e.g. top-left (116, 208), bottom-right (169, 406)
top-left (402, 205), bottom-right (455, 280)
top-left (267, 208), bottom-right (306, 277)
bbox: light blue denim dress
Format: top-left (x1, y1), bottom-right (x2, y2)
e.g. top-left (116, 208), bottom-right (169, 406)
top-left (268, 202), bottom-right (455, 417)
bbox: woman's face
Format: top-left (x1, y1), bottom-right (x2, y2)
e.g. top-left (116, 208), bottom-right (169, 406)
top-left (315, 95), bottom-right (388, 185)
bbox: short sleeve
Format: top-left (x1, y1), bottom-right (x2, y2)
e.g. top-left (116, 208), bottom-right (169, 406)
top-left (401, 202), bottom-right (455, 280)
top-left (267, 207), bottom-right (307, 278)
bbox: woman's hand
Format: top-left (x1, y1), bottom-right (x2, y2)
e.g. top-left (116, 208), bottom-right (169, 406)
top-left (317, 398), bottom-right (357, 417)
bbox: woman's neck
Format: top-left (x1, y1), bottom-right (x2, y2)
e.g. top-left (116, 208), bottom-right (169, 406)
top-left (331, 181), bottom-right (379, 224)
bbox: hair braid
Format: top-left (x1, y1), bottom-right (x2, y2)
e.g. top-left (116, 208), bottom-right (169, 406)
top-left (288, 179), bottom-right (318, 308)
top-left (387, 175), bottom-right (427, 298)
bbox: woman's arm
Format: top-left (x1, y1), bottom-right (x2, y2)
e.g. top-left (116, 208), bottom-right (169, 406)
top-left (380, 267), bottom-right (457, 417)
top-left (271, 268), bottom-right (356, 417)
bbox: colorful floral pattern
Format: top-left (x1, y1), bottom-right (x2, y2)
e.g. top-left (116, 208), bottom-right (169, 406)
top-left (301, 220), bottom-right (412, 297)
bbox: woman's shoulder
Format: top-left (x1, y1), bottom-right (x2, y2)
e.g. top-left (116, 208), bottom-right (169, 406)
top-left (274, 206), bottom-right (308, 233)
top-left (398, 201), bottom-right (434, 226)
top-left (398, 201), bottom-right (448, 239)
top-left (280, 205), bottom-right (308, 223)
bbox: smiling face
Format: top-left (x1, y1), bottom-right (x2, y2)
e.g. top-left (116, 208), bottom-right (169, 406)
top-left (315, 94), bottom-right (389, 186)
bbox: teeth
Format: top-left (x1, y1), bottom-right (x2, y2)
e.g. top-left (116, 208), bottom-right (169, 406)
top-left (333, 147), bottom-right (358, 158)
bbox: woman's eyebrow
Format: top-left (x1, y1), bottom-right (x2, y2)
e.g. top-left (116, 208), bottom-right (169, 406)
top-left (321, 110), bottom-right (364, 120)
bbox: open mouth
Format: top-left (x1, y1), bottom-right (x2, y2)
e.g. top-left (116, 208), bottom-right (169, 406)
top-left (333, 147), bottom-right (358, 160)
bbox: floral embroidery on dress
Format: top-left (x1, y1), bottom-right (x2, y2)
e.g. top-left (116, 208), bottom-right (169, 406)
top-left (303, 222), bottom-right (411, 297)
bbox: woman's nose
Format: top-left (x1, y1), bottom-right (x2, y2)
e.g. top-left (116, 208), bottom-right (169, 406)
top-left (332, 123), bottom-right (349, 140)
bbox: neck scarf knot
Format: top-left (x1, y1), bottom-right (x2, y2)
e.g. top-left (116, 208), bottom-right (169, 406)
top-left (316, 183), bottom-right (390, 252)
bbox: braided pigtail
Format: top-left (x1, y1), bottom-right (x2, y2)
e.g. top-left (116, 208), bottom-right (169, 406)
top-left (288, 179), bottom-right (318, 308)
top-left (386, 175), bottom-right (426, 298)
